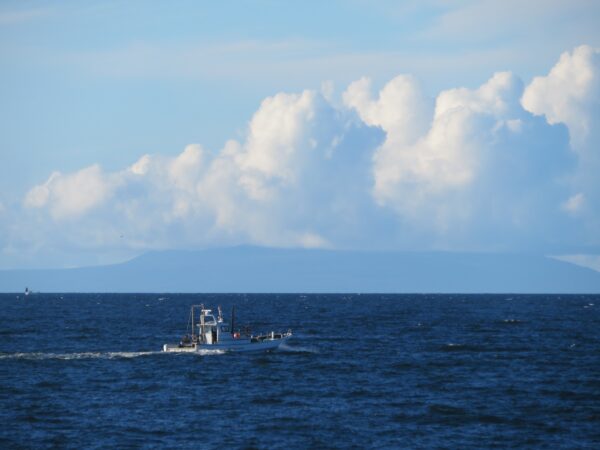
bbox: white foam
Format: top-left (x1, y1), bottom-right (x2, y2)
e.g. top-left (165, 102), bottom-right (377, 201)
top-left (167, 348), bottom-right (226, 356)
top-left (279, 343), bottom-right (319, 354)
top-left (193, 349), bottom-right (226, 356)
top-left (0, 351), bottom-right (160, 360)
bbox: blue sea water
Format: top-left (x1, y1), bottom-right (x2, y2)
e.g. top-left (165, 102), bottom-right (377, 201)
top-left (1, 293), bottom-right (599, 449)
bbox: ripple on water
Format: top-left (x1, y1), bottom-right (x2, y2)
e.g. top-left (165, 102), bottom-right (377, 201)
top-left (1, 293), bottom-right (599, 449)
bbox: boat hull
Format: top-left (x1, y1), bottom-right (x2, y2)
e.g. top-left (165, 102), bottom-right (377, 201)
top-left (163, 335), bottom-right (291, 353)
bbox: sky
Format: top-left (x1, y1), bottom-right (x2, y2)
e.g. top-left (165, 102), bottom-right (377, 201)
top-left (1, 0), bottom-right (600, 270)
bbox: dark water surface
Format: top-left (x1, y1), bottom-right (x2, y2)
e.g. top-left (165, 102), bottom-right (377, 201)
top-left (1, 294), bottom-right (599, 449)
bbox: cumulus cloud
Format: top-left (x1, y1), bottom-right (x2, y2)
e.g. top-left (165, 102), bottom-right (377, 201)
top-left (12, 44), bottom-right (600, 267)
top-left (342, 70), bottom-right (575, 249)
top-left (22, 89), bottom-right (382, 260)
top-left (195, 90), bottom-right (383, 246)
top-left (522, 45), bottom-right (600, 150)
top-left (168, 144), bottom-right (205, 191)
top-left (25, 165), bottom-right (116, 219)
top-left (522, 45), bottom-right (600, 248)
top-left (343, 75), bottom-right (432, 146)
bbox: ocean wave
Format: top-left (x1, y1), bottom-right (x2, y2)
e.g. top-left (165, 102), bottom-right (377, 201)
top-left (0, 349), bottom-right (230, 359)
top-left (0, 351), bottom-right (160, 360)
top-left (181, 349), bottom-right (226, 356)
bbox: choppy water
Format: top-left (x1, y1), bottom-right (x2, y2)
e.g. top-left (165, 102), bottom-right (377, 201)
top-left (1, 293), bottom-right (599, 448)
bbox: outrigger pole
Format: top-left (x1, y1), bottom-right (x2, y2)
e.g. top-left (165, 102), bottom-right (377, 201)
top-left (200, 304), bottom-right (205, 343)
top-left (231, 305), bottom-right (235, 335)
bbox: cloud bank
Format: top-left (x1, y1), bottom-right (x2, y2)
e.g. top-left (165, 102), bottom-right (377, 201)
top-left (7, 45), bottom-right (600, 268)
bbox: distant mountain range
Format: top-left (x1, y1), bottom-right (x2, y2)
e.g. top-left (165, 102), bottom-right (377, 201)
top-left (1, 246), bottom-right (599, 293)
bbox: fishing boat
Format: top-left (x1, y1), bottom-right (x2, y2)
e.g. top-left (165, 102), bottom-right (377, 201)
top-left (162, 305), bottom-right (292, 353)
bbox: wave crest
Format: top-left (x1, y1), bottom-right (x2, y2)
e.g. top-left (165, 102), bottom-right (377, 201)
top-left (0, 351), bottom-right (159, 360)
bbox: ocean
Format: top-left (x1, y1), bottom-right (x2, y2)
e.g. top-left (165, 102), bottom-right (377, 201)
top-left (1, 293), bottom-right (599, 448)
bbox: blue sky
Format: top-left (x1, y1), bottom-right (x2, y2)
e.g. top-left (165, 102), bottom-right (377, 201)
top-left (1, 0), bottom-right (600, 270)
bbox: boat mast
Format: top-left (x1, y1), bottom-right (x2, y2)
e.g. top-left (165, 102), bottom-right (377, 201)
top-left (190, 306), bottom-right (194, 342)
top-left (200, 304), bottom-right (205, 343)
top-left (231, 305), bottom-right (235, 335)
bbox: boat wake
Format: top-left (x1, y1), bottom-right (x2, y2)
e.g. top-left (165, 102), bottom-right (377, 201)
top-left (171, 349), bottom-right (226, 356)
top-left (279, 343), bottom-right (319, 354)
top-left (0, 351), bottom-right (160, 360)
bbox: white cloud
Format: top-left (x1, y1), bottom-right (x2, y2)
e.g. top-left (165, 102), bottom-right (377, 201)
top-left (130, 154), bottom-right (151, 175)
top-left (435, 72), bottom-right (524, 119)
top-left (423, 0), bottom-right (599, 43)
top-left (0, 7), bottom-right (52, 25)
top-left (25, 166), bottom-right (116, 219)
top-left (168, 144), bottom-right (205, 191)
top-left (522, 45), bottom-right (600, 248)
top-left (298, 232), bottom-right (331, 249)
top-left (24, 172), bottom-right (58, 208)
top-left (18, 89), bottom-right (381, 259)
top-left (238, 90), bottom-right (320, 185)
top-left (522, 45), bottom-right (600, 150)
top-left (344, 69), bottom-right (568, 239)
top-left (562, 192), bottom-right (585, 215)
top-left (551, 254), bottom-right (600, 273)
top-left (10, 44), bottom-right (600, 267)
top-left (343, 75), bottom-right (432, 146)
